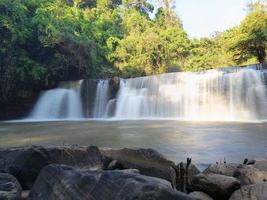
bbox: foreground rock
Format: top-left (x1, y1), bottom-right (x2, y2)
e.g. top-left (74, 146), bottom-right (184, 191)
top-left (0, 173), bottom-right (22, 200)
top-left (189, 191), bottom-right (213, 200)
top-left (29, 164), bottom-right (194, 200)
top-left (229, 183), bottom-right (267, 200)
top-left (233, 165), bottom-right (267, 185)
top-left (204, 163), bottom-right (240, 177)
top-left (101, 148), bottom-right (177, 186)
top-left (251, 159), bottom-right (267, 171)
top-left (21, 190), bottom-right (30, 200)
top-left (0, 146), bottom-right (103, 189)
top-left (191, 173), bottom-right (240, 200)
top-left (175, 162), bottom-right (201, 191)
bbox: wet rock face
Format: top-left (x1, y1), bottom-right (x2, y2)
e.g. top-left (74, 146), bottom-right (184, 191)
top-left (109, 77), bottom-right (120, 98)
top-left (191, 173), bottom-right (240, 200)
top-left (229, 183), bottom-right (267, 200)
top-left (101, 148), bottom-right (177, 186)
top-left (0, 146), bottom-right (103, 189)
top-left (29, 164), bottom-right (194, 200)
top-left (0, 173), bottom-right (22, 200)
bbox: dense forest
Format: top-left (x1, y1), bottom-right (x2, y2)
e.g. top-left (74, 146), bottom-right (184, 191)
top-left (0, 0), bottom-right (266, 103)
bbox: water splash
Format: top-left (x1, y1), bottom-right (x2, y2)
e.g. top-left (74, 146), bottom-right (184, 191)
top-left (26, 65), bottom-right (267, 122)
top-left (93, 80), bottom-right (110, 118)
top-left (28, 80), bottom-right (83, 120)
top-left (114, 67), bottom-right (267, 121)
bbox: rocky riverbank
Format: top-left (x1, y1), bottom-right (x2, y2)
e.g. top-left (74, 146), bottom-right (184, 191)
top-left (0, 145), bottom-right (266, 200)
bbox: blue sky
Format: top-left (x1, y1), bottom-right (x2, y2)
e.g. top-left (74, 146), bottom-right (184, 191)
top-left (173, 0), bottom-right (262, 38)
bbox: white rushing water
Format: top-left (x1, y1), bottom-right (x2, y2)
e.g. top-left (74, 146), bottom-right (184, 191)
top-left (28, 81), bottom-right (83, 120)
top-left (26, 66), bottom-right (267, 121)
top-left (114, 67), bottom-right (267, 121)
top-left (93, 80), bottom-right (110, 118)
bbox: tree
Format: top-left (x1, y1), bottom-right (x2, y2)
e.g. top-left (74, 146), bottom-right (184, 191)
top-left (229, 1), bottom-right (267, 65)
top-left (111, 0), bottom-right (190, 77)
top-left (0, 0), bottom-right (46, 102)
top-left (1, 0), bottom-right (267, 106)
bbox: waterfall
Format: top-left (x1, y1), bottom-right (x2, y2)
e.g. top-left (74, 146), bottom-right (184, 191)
top-left (114, 67), bottom-right (267, 121)
top-left (28, 80), bottom-right (83, 120)
top-left (93, 80), bottom-right (110, 118)
top-left (26, 65), bottom-right (267, 121)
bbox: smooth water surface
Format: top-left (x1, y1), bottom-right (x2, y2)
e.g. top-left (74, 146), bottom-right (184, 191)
top-left (1, 120), bottom-right (267, 168)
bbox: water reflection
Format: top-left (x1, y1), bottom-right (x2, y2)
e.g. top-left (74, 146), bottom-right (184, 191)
top-left (0, 120), bottom-right (267, 168)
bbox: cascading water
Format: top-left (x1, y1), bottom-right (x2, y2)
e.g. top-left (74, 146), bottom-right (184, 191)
top-left (93, 80), bottom-right (110, 118)
top-left (28, 80), bottom-right (83, 120)
top-left (26, 65), bottom-right (267, 121)
top-left (114, 66), bottom-right (267, 121)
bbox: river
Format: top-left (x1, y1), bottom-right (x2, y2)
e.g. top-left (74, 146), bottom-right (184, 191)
top-left (1, 120), bottom-right (267, 169)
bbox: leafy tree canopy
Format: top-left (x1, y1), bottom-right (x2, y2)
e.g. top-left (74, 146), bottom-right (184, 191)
top-left (0, 0), bottom-right (266, 102)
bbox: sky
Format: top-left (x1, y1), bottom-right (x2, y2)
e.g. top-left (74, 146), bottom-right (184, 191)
top-left (173, 0), bottom-right (263, 38)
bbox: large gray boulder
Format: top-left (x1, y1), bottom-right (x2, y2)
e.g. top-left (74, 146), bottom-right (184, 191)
top-left (185, 163), bottom-right (201, 182)
top-left (28, 164), bottom-right (194, 200)
top-left (101, 148), bottom-right (177, 186)
top-left (229, 183), bottom-right (267, 200)
top-left (233, 165), bottom-right (267, 185)
top-left (191, 173), bottom-right (240, 200)
top-left (203, 163), bottom-right (240, 177)
top-left (252, 159), bottom-right (267, 171)
top-left (46, 145), bottom-right (103, 169)
top-left (0, 146), bottom-right (103, 189)
top-left (0, 173), bottom-right (22, 200)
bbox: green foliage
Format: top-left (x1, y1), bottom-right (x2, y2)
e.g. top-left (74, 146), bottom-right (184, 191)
top-left (0, 0), bottom-right (266, 102)
top-left (229, 2), bottom-right (267, 64)
top-left (0, 0), bottom-right (46, 101)
top-left (111, 6), bottom-right (190, 77)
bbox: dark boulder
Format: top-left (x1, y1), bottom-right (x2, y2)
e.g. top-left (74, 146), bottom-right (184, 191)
top-left (107, 160), bottom-right (124, 170)
top-left (119, 169), bottom-right (140, 174)
top-left (175, 162), bottom-right (201, 192)
top-left (101, 148), bottom-right (177, 186)
top-left (21, 190), bottom-right (30, 200)
top-left (0, 146), bottom-right (50, 189)
top-left (191, 173), bottom-right (240, 200)
top-left (0, 146), bottom-right (103, 189)
top-left (185, 163), bottom-right (201, 182)
top-left (29, 164), bottom-right (194, 200)
top-left (229, 183), bottom-right (267, 200)
top-left (0, 173), bottom-right (22, 200)
top-left (189, 191), bottom-right (213, 200)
